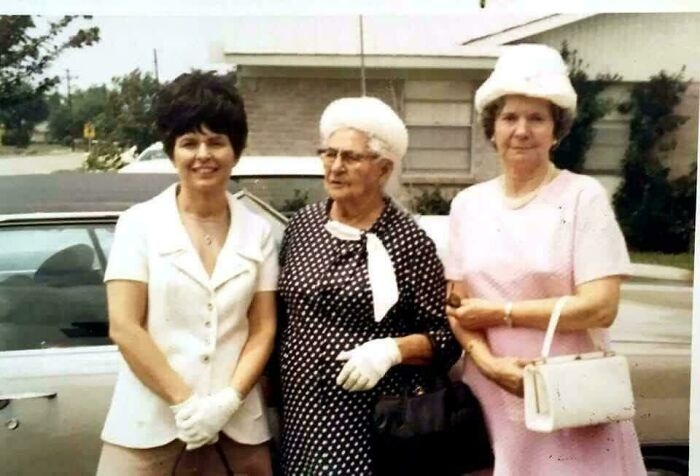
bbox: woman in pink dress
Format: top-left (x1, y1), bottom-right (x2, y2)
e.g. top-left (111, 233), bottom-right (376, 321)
top-left (445, 44), bottom-right (646, 475)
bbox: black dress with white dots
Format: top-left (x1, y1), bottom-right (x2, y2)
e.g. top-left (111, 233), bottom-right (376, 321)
top-left (277, 198), bottom-right (461, 475)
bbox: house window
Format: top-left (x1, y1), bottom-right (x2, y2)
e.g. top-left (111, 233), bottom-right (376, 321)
top-left (584, 119), bottom-right (630, 173)
top-left (583, 85), bottom-right (631, 174)
top-left (403, 80), bottom-right (473, 176)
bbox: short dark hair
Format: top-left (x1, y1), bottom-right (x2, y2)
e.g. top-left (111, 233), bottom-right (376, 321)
top-left (480, 96), bottom-right (574, 145)
top-left (156, 71), bottom-right (247, 158)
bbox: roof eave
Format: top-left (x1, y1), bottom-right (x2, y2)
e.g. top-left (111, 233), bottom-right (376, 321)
top-left (461, 13), bottom-right (599, 47)
top-left (222, 52), bottom-right (499, 70)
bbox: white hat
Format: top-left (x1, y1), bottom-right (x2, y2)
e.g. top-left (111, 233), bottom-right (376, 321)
top-left (319, 96), bottom-right (408, 162)
top-left (475, 44), bottom-right (577, 117)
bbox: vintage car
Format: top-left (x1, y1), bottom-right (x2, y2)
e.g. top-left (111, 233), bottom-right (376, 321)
top-left (0, 174), bottom-right (691, 475)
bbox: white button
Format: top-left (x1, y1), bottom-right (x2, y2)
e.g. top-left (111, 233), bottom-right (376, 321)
top-left (201, 355), bottom-right (210, 363)
top-left (205, 321), bottom-right (212, 328)
top-left (207, 303), bottom-right (214, 311)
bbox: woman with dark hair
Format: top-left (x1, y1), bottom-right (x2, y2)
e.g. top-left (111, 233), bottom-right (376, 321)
top-left (96, 71), bottom-right (276, 475)
top-left (445, 44), bottom-right (646, 475)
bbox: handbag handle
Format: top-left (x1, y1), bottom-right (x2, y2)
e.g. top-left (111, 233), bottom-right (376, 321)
top-left (540, 296), bottom-right (606, 359)
top-left (540, 296), bottom-right (569, 358)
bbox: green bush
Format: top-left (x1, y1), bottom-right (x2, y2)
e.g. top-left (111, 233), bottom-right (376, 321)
top-left (82, 141), bottom-right (126, 171)
top-left (280, 189), bottom-right (310, 215)
top-left (613, 70), bottom-right (694, 253)
top-left (0, 127), bottom-right (32, 147)
top-left (412, 188), bottom-right (451, 215)
top-left (553, 42), bottom-right (620, 172)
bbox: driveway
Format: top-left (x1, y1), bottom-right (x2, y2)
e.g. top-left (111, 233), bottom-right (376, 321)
top-left (0, 153), bottom-right (86, 175)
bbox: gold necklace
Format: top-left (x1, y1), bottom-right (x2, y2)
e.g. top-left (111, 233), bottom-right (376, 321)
top-left (180, 210), bottom-right (230, 247)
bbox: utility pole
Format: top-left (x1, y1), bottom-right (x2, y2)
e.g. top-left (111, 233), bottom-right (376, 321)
top-left (65, 69), bottom-right (76, 117)
top-left (153, 48), bottom-right (160, 84)
top-left (359, 15), bottom-right (366, 96)
top-left (65, 69), bottom-right (78, 150)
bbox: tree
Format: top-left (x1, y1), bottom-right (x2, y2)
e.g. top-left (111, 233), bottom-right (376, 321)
top-left (613, 70), bottom-right (692, 252)
top-left (0, 81), bottom-right (48, 146)
top-left (0, 16), bottom-right (99, 146)
top-left (47, 86), bottom-right (108, 145)
top-left (552, 42), bottom-right (621, 172)
top-left (97, 69), bottom-right (161, 151)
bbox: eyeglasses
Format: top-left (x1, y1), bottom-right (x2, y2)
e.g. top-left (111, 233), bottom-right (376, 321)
top-left (317, 147), bottom-right (380, 166)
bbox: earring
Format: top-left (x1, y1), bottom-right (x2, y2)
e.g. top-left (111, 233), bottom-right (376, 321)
top-left (490, 137), bottom-right (496, 143)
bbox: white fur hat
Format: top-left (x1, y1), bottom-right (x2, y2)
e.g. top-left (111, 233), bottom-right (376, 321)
top-left (319, 96), bottom-right (408, 162)
top-left (475, 44), bottom-right (577, 117)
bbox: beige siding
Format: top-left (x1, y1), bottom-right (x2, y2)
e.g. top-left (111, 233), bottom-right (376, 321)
top-left (525, 13), bottom-right (700, 82)
top-left (403, 79), bottom-right (476, 178)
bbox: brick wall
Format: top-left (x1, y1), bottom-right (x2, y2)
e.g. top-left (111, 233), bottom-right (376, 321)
top-left (238, 77), bottom-right (400, 156)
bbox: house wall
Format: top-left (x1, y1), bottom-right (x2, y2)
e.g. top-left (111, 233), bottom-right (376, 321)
top-left (526, 13), bottom-right (700, 81)
top-left (238, 76), bottom-right (400, 156)
top-left (237, 71), bottom-right (497, 206)
top-left (526, 13), bottom-right (699, 180)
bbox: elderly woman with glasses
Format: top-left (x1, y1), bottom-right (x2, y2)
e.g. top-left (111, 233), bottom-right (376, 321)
top-left (445, 44), bottom-right (646, 475)
top-left (276, 97), bottom-right (461, 475)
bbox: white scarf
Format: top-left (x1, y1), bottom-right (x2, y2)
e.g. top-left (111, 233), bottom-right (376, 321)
top-left (324, 220), bottom-right (399, 322)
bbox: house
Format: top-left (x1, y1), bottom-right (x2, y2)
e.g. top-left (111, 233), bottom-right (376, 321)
top-left (219, 13), bottom-right (699, 201)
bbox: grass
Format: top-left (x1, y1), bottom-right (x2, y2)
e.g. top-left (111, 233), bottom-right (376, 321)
top-left (0, 143), bottom-right (74, 157)
top-left (630, 252), bottom-right (694, 271)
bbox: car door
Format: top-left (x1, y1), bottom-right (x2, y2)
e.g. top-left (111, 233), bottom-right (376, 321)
top-left (610, 276), bottom-right (692, 446)
top-left (0, 219), bottom-right (120, 476)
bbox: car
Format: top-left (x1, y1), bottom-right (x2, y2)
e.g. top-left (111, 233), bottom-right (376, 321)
top-left (0, 173), bottom-right (288, 475)
top-left (415, 214), bottom-right (692, 475)
top-left (0, 176), bottom-right (690, 475)
top-left (119, 142), bottom-right (326, 217)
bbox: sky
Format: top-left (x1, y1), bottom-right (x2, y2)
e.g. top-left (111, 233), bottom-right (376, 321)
top-left (6, 0), bottom-right (699, 92)
top-left (44, 16), bottom-right (235, 91)
top-left (42, 14), bottom-right (540, 91)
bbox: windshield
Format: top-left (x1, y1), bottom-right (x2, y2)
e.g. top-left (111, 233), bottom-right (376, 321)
top-left (139, 149), bottom-right (168, 161)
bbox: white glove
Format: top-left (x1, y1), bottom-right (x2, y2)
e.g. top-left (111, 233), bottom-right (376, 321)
top-left (171, 387), bottom-right (242, 450)
top-left (170, 394), bottom-right (209, 449)
top-left (336, 338), bottom-right (402, 392)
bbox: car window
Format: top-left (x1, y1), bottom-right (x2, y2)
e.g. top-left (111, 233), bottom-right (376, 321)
top-left (140, 149), bottom-right (168, 161)
top-left (0, 223), bottom-right (114, 351)
top-left (235, 176), bottom-right (326, 217)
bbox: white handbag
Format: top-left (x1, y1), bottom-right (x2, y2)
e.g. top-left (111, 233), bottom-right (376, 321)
top-left (523, 296), bottom-right (636, 432)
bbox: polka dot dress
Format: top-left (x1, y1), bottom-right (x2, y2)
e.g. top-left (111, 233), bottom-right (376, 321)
top-left (277, 198), bottom-right (461, 475)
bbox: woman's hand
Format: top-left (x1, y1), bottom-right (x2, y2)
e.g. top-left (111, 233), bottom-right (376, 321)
top-left (171, 387), bottom-right (243, 450)
top-left (483, 356), bottom-right (531, 397)
top-left (336, 338), bottom-right (402, 392)
top-left (446, 298), bottom-right (504, 330)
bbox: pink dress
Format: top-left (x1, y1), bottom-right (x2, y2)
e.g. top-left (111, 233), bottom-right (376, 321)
top-left (445, 170), bottom-right (646, 476)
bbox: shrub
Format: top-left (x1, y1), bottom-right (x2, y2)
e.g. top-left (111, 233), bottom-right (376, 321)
top-left (613, 70), bottom-right (694, 252)
top-left (553, 42), bottom-right (621, 172)
top-left (412, 188), bottom-right (451, 215)
top-left (82, 141), bottom-right (126, 171)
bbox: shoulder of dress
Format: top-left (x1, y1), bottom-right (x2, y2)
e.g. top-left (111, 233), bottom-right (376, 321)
top-left (232, 200), bottom-right (273, 236)
top-left (559, 171), bottom-right (609, 203)
top-left (452, 179), bottom-right (496, 205)
top-left (288, 200), bottom-right (326, 227)
top-left (118, 199), bottom-right (152, 225)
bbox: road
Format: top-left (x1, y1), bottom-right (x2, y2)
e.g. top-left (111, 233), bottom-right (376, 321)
top-left (0, 153), bottom-right (86, 175)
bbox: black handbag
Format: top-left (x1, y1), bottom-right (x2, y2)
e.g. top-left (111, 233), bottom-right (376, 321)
top-left (373, 379), bottom-right (494, 475)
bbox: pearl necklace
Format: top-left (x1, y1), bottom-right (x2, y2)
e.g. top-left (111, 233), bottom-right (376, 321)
top-left (500, 162), bottom-right (558, 210)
